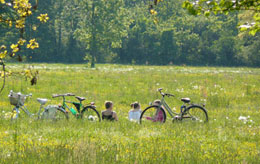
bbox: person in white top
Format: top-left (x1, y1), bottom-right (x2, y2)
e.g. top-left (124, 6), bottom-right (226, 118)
top-left (128, 102), bottom-right (142, 122)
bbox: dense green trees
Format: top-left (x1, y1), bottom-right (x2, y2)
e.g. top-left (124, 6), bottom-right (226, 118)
top-left (74, 0), bottom-right (131, 67)
top-left (0, 0), bottom-right (259, 67)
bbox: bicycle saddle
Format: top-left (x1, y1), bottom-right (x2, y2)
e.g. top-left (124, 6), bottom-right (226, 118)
top-left (37, 98), bottom-right (48, 105)
top-left (181, 98), bottom-right (190, 103)
top-left (75, 96), bottom-right (86, 102)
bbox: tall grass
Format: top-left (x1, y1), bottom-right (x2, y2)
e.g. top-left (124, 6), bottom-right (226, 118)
top-left (0, 64), bottom-right (259, 163)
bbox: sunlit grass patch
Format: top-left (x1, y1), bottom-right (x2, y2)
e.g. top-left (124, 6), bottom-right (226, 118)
top-left (0, 64), bottom-right (259, 163)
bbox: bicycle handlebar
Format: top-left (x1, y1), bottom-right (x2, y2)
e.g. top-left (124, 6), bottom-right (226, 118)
top-left (157, 88), bottom-right (174, 97)
top-left (10, 90), bottom-right (32, 98)
top-left (52, 93), bottom-right (75, 98)
top-left (165, 93), bottom-right (174, 97)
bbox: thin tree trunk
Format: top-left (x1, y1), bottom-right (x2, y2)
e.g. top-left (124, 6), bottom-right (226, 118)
top-left (90, 0), bottom-right (96, 68)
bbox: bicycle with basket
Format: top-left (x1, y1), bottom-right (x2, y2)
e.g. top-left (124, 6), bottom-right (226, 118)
top-left (9, 90), bottom-right (68, 120)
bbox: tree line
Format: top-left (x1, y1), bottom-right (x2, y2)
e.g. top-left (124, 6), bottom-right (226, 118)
top-left (1, 0), bottom-right (259, 67)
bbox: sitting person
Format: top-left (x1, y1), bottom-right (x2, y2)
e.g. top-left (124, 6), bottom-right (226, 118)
top-left (145, 99), bottom-right (165, 122)
top-left (101, 101), bottom-right (118, 121)
top-left (128, 102), bottom-right (142, 122)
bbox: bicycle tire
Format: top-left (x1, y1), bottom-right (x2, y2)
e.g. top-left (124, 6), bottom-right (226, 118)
top-left (182, 105), bottom-right (208, 123)
top-left (140, 105), bottom-right (166, 124)
top-left (81, 106), bottom-right (101, 122)
top-left (52, 107), bottom-right (69, 120)
top-left (41, 110), bottom-right (69, 120)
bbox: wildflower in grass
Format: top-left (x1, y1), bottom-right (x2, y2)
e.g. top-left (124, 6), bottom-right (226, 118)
top-left (176, 88), bottom-right (184, 92)
top-left (238, 116), bottom-right (247, 121)
top-left (150, 9), bottom-right (157, 15)
top-left (210, 92), bottom-right (218, 96)
top-left (201, 99), bottom-right (207, 102)
top-left (193, 85), bottom-right (199, 89)
top-left (4, 112), bottom-right (12, 119)
top-left (214, 84), bottom-right (220, 88)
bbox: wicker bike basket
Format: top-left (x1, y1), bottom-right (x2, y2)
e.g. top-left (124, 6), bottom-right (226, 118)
top-left (9, 92), bottom-right (27, 106)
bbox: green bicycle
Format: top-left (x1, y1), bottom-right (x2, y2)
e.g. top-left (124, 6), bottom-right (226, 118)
top-left (140, 88), bottom-right (208, 124)
top-left (52, 93), bottom-right (101, 122)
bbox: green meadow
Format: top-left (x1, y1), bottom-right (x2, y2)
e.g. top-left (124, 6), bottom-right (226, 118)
top-left (0, 64), bottom-right (260, 163)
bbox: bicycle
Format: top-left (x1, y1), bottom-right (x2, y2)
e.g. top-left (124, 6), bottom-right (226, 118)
top-left (52, 93), bottom-right (101, 122)
top-left (9, 90), bottom-right (68, 120)
top-left (140, 88), bottom-right (208, 124)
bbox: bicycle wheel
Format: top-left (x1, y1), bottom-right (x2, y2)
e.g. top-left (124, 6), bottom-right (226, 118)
top-left (81, 106), bottom-right (101, 122)
top-left (41, 106), bottom-right (69, 120)
top-left (182, 105), bottom-right (208, 122)
top-left (56, 110), bottom-right (69, 120)
top-left (140, 105), bottom-right (166, 124)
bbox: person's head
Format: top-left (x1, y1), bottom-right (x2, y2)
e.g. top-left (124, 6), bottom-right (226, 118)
top-left (153, 99), bottom-right (161, 106)
top-left (133, 102), bottom-right (140, 110)
top-left (105, 101), bottom-right (113, 110)
top-left (130, 103), bottom-right (134, 108)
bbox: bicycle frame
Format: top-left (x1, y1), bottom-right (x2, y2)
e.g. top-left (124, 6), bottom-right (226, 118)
top-left (12, 102), bottom-right (49, 119)
top-left (57, 96), bottom-right (73, 113)
top-left (59, 95), bottom-right (96, 112)
top-left (160, 96), bottom-right (180, 118)
top-left (141, 88), bottom-right (208, 123)
top-left (12, 105), bottom-right (32, 119)
top-left (57, 96), bottom-right (85, 115)
top-left (156, 88), bottom-right (190, 118)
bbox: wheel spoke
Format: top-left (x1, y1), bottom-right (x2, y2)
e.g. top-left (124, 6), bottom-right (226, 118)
top-left (41, 106), bottom-right (68, 120)
top-left (81, 107), bottom-right (101, 122)
top-left (183, 106), bottom-right (208, 122)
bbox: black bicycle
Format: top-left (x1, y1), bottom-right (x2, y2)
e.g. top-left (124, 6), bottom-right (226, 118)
top-left (140, 88), bottom-right (208, 124)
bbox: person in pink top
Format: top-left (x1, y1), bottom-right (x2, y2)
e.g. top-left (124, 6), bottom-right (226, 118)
top-left (145, 99), bottom-right (165, 122)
